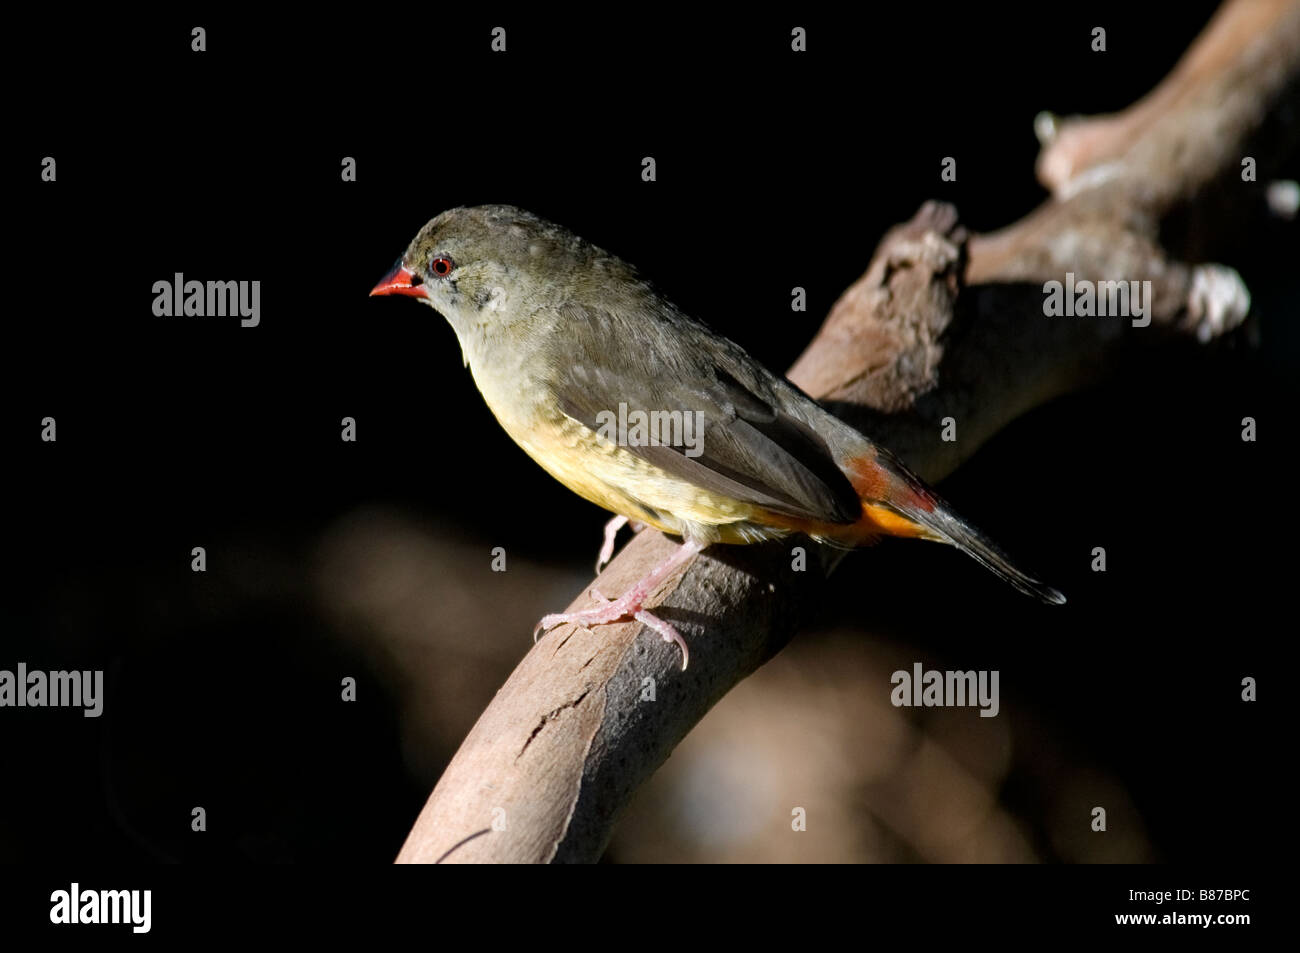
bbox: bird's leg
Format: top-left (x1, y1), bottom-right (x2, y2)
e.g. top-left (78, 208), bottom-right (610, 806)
top-left (594, 516), bottom-right (650, 574)
top-left (595, 515), bottom-right (629, 574)
top-left (535, 538), bottom-right (704, 670)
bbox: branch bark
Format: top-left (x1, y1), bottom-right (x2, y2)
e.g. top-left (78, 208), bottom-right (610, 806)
top-left (396, 0), bottom-right (1300, 864)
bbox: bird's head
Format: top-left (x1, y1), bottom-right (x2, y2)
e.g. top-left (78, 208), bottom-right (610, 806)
top-left (370, 205), bottom-right (628, 349)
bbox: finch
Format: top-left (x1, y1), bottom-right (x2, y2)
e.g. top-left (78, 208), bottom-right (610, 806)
top-left (371, 205), bottom-right (1064, 669)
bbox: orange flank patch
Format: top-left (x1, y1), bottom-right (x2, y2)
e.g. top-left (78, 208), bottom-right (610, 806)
top-left (845, 455), bottom-right (890, 501)
top-left (760, 501), bottom-right (932, 546)
top-left (845, 454), bottom-right (936, 512)
top-left (860, 504), bottom-right (931, 538)
top-left (735, 454), bottom-right (942, 546)
top-left (763, 453), bottom-right (941, 546)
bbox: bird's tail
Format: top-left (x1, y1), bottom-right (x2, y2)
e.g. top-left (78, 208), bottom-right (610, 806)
top-left (836, 449), bottom-right (1066, 605)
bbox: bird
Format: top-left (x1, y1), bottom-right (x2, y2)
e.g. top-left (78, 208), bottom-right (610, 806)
top-left (371, 205), bottom-right (1064, 669)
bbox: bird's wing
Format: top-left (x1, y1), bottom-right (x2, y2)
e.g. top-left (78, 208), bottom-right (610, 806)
top-left (545, 304), bottom-right (862, 525)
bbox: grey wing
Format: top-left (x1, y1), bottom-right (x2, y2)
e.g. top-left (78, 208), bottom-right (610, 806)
top-left (546, 305), bottom-right (861, 525)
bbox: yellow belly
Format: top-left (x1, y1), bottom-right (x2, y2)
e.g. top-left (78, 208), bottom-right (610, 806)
top-left (496, 402), bottom-right (768, 543)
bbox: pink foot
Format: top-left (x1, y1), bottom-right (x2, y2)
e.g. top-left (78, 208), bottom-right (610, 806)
top-left (535, 538), bottom-right (703, 670)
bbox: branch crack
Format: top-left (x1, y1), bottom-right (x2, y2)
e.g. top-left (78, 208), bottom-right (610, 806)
top-left (516, 688), bottom-right (592, 761)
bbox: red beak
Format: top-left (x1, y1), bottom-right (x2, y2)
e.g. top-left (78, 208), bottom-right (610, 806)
top-left (369, 263), bottom-right (427, 298)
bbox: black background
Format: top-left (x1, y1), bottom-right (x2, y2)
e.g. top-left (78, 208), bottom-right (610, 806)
top-left (3, 0), bottom-right (1289, 905)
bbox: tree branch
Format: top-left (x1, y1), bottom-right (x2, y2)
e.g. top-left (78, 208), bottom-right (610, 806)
top-left (395, 0), bottom-right (1299, 863)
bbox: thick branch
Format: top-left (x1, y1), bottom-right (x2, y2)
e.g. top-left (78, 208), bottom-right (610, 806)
top-left (396, 0), bottom-right (1298, 864)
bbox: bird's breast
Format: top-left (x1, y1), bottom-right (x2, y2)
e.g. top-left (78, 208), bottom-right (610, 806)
top-left (467, 369), bottom-right (774, 543)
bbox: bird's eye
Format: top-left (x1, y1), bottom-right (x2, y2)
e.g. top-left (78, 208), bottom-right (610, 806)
top-left (431, 255), bottom-right (455, 278)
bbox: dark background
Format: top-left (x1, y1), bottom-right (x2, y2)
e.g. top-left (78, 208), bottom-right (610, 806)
top-left (4, 3), bottom-right (1290, 867)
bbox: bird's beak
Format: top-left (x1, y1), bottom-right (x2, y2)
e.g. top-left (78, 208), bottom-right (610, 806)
top-left (369, 263), bottom-right (427, 298)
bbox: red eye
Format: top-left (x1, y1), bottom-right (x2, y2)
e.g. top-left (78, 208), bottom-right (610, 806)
top-left (431, 256), bottom-right (454, 277)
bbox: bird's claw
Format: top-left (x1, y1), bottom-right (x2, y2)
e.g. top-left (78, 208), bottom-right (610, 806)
top-left (532, 592), bottom-right (689, 670)
top-left (633, 610), bottom-right (689, 671)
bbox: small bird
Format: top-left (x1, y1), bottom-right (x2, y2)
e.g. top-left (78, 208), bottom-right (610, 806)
top-left (372, 205), bottom-right (1063, 669)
